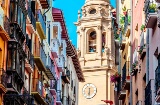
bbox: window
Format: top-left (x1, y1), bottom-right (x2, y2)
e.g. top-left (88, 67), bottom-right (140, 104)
top-left (89, 31), bottom-right (96, 52)
top-left (102, 34), bottom-right (106, 52)
top-left (89, 9), bottom-right (96, 14)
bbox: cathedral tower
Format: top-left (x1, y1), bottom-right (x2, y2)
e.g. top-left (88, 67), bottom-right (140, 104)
top-left (75, 0), bottom-right (116, 104)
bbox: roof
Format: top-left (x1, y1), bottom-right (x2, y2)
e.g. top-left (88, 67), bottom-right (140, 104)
top-left (52, 8), bottom-right (85, 82)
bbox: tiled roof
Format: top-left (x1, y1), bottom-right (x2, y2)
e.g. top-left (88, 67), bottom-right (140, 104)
top-left (52, 8), bottom-right (85, 82)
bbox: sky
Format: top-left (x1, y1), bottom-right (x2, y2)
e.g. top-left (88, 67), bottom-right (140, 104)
top-left (53, 0), bottom-right (116, 48)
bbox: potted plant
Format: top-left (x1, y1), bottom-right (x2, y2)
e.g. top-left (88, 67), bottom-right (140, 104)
top-left (110, 72), bottom-right (121, 83)
top-left (149, 3), bottom-right (156, 13)
top-left (128, 16), bottom-right (131, 24)
top-left (140, 24), bottom-right (146, 32)
top-left (122, 6), bottom-right (127, 16)
top-left (137, 46), bottom-right (143, 54)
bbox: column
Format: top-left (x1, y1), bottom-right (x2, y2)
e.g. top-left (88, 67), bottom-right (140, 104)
top-left (80, 27), bottom-right (85, 58)
top-left (77, 31), bottom-right (81, 51)
top-left (97, 25), bottom-right (102, 57)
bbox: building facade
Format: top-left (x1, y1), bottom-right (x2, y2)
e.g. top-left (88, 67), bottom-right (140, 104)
top-left (75, 0), bottom-right (116, 105)
top-left (113, 0), bottom-right (160, 105)
top-left (0, 0), bottom-right (84, 105)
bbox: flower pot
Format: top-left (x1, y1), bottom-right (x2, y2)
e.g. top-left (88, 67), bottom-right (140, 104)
top-left (149, 9), bottom-right (155, 13)
top-left (123, 11), bottom-right (127, 16)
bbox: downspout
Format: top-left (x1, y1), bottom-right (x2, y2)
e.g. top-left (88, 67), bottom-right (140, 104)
top-left (146, 29), bottom-right (149, 83)
top-left (129, 0), bottom-right (133, 104)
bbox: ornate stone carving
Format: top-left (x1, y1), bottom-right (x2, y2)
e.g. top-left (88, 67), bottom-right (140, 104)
top-left (81, 27), bottom-right (85, 31)
top-left (97, 25), bottom-right (102, 30)
top-left (82, 7), bottom-right (86, 17)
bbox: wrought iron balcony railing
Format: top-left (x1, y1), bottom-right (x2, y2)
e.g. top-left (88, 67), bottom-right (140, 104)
top-left (50, 80), bottom-right (57, 91)
top-left (36, 10), bottom-right (46, 35)
top-left (145, 80), bottom-right (153, 105)
top-left (3, 16), bottom-right (10, 35)
top-left (4, 94), bottom-right (34, 105)
top-left (27, 5), bottom-right (36, 29)
top-left (155, 66), bottom-right (160, 95)
top-left (25, 43), bottom-right (34, 68)
top-left (122, 63), bottom-right (127, 86)
top-left (57, 90), bottom-right (62, 102)
top-left (45, 88), bottom-right (52, 104)
top-left (0, 68), bottom-right (8, 88)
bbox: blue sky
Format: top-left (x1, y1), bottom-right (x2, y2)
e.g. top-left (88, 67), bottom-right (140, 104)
top-left (53, 0), bottom-right (116, 48)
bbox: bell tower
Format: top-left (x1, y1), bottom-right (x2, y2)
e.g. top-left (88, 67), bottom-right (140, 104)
top-left (75, 0), bottom-right (116, 105)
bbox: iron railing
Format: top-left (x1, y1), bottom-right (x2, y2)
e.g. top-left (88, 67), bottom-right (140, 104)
top-left (145, 80), bottom-right (152, 105)
top-left (36, 10), bottom-right (46, 35)
top-left (25, 43), bottom-right (34, 68)
top-left (27, 6), bottom-right (36, 29)
top-left (50, 80), bottom-right (57, 91)
top-left (0, 68), bottom-right (8, 88)
top-left (122, 63), bottom-right (127, 86)
top-left (57, 90), bottom-right (62, 102)
top-left (3, 16), bottom-right (10, 35)
top-left (155, 66), bottom-right (160, 95)
top-left (45, 88), bottom-right (52, 104)
top-left (4, 94), bottom-right (34, 105)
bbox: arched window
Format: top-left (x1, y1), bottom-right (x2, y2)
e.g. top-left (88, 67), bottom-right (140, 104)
top-left (102, 33), bottom-right (106, 52)
top-left (89, 31), bottom-right (96, 52)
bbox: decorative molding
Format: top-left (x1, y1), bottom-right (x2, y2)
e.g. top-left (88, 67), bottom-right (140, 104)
top-left (80, 27), bottom-right (85, 31)
top-left (97, 25), bottom-right (102, 30)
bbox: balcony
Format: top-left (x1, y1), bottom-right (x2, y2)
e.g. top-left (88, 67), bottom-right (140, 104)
top-left (34, 44), bottom-right (47, 71)
top-left (6, 71), bottom-right (24, 93)
top-left (51, 39), bottom-right (59, 58)
top-left (31, 78), bottom-right (47, 105)
top-left (120, 33), bottom-right (126, 50)
top-left (0, 68), bottom-right (7, 93)
top-left (40, 0), bottom-right (50, 9)
top-left (144, 1), bottom-right (157, 28)
top-left (50, 80), bottom-right (57, 96)
top-left (56, 55), bottom-right (65, 72)
top-left (56, 90), bottom-right (63, 105)
top-left (145, 80), bottom-right (153, 105)
top-left (122, 63), bottom-right (130, 90)
top-left (139, 32), bottom-right (146, 60)
top-left (4, 94), bottom-right (34, 105)
top-left (45, 55), bottom-right (55, 80)
top-left (45, 88), bottom-right (53, 104)
top-left (0, 16), bottom-right (10, 41)
top-left (156, 0), bottom-right (160, 3)
top-left (124, 10), bottom-right (131, 37)
top-left (62, 68), bottom-right (70, 84)
top-left (27, 5), bottom-right (36, 33)
top-left (61, 40), bottom-right (67, 61)
top-left (155, 67), bottom-right (160, 102)
top-left (117, 81), bottom-right (126, 100)
top-left (36, 10), bottom-right (46, 39)
top-left (25, 44), bottom-right (34, 73)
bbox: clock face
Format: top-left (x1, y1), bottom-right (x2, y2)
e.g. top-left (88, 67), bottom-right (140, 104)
top-left (82, 83), bottom-right (97, 99)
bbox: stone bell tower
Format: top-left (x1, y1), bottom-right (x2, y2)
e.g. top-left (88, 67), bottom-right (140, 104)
top-left (75, 0), bottom-right (116, 105)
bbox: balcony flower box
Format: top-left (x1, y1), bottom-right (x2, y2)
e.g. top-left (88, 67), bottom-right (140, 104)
top-left (110, 72), bottom-right (121, 83)
top-left (131, 61), bottom-right (138, 76)
top-left (149, 3), bottom-right (156, 13)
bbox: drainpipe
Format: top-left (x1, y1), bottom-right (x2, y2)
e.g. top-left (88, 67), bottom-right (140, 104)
top-left (129, 0), bottom-right (133, 104)
top-left (146, 29), bottom-right (149, 83)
